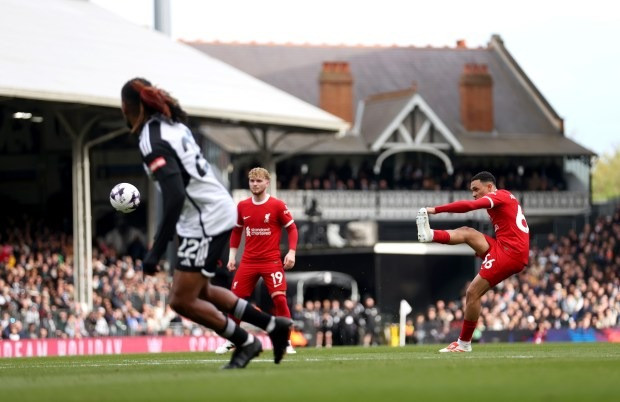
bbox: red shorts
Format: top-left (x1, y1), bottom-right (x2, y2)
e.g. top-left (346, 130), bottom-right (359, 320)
top-left (477, 235), bottom-right (526, 287)
top-left (231, 260), bottom-right (287, 297)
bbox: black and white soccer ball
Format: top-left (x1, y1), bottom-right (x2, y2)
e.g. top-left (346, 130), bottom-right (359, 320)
top-left (109, 183), bottom-right (140, 213)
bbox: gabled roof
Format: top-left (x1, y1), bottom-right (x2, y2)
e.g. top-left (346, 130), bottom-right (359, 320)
top-left (0, 0), bottom-right (347, 133)
top-left (360, 89), bottom-right (416, 147)
top-left (188, 38), bottom-right (594, 156)
top-left (360, 89), bottom-right (463, 152)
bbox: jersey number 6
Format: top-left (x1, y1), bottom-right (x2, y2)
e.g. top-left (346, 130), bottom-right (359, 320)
top-left (516, 205), bottom-right (529, 234)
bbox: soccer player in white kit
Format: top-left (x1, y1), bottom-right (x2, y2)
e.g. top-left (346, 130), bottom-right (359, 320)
top-left (120, 77), bottom-right (291, 369)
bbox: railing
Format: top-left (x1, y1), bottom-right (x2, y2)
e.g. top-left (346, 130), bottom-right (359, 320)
top-left (232, 190), bottom-right (590, 221)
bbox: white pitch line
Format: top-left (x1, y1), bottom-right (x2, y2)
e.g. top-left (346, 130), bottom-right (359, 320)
top-left (2, 352), bottom-right (618, 369)
top-left (0, 354), bottom-right (544, 369)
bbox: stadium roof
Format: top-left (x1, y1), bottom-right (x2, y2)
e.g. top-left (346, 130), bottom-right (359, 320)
top-left (189, 38), bottom-right (595, 156)
top-left (0, 0), bottom-right (348, 133)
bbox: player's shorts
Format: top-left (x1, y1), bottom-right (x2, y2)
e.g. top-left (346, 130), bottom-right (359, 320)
top-left (176, 230), bottom-right (231, 278)
top-left (477, 235), bottom-right (526, 287)
top-left (231, 260), bottom-right (286, 297)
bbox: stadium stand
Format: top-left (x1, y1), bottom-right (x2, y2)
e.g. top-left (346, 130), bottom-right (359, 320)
top-left (1, 207), bottom-right (617, 344)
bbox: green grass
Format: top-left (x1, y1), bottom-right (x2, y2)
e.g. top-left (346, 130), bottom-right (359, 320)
top-left (1, 343), bottom-right (619, 402)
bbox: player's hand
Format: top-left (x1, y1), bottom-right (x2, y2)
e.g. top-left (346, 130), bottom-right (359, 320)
top-left (425, 207), bottom-right (436, 214)
top-left (142, 251), bottom-right (160, 276)
top-left (283, 250), bottom-right (295, 270)
top-left (227, 258), bottom-right (237, 272)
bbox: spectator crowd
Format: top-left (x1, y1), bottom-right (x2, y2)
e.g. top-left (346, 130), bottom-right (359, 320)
top-left (242, 158), bottom-right (568, 192)
top-left (1, 207), bottom-right (618, 345)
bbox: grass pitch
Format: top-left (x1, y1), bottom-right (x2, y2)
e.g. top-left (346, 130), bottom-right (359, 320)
top-left (1, 343), bottom-right (618, 402)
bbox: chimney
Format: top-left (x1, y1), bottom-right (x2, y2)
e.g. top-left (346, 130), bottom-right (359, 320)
top-left (456, 39), bottom-right (467, 49)
top-left (319, 61), bottom-right (353, 122)
top-left (459, 63), bottom-right (493, 132)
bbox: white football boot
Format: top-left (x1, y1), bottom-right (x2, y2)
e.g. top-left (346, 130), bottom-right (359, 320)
top-left (439, 340), bottom-right (472, 353)
top-left (416, 208), bottom-right (433, 243)
top-left (286, 340), bottom-right (297, 354)
top-left (215, 340), bottom-right (235, 354)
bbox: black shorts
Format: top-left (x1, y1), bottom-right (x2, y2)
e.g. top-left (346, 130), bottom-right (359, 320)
top-left (176, 230), bottom-right (231, 278)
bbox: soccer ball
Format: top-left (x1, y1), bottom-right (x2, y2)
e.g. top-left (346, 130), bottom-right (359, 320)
top-left (109, 183), bottom-right (140, 213)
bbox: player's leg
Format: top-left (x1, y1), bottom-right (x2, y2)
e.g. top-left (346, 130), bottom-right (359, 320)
top-left (175, 234), bottom-right (252, 360)
top-left (270, 290), bottom-right (297, 354)
top-left (463, 274), bottom-right (491, 322)
top-left (203, 278), bottom-right (238, 354)
top-left (325, 330), bottom-right (333, 348)
top-left (315, 330), bottom-right (324, 348)
top-left (440, 238), bottom-right (524, 353)
top-left (205, 283), bottom-right (292, 364)
top-left (417, 209), bottom-right (490, 256)
top-left (185, 232), bottom-right (291, 366)
top-left (168, 270), bottom-right (262, 368)
top-left (262, 264), bottom-right (296, 354)
top-left (203, 273), bottom-right (290, 363)
top-left (213, 266), bottom-right (258, 354)
top-left (439, 274), bottom-right (491, 353)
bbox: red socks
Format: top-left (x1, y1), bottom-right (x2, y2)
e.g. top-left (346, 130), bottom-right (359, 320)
top-left (272, 294), bottom-right (291, 318)
top-left (459, 319), bottom-right (477, 342)
top-left (432, 230), bottom-right (451, 244)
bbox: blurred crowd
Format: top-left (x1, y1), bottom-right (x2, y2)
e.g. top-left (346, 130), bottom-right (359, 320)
top-left (0, 217), bottom-right (181, 340)
top-left (291, 297), bottom-right (384, 347)
top-left (265, 159), bottom-right (567, 192)
top-left (408, 208), bottom-right (620, 344)
top-left (1, 207), bottom-right (618, 344)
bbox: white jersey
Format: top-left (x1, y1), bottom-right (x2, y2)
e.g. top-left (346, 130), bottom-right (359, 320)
top-left (138, 116), bottom-right (236, 238)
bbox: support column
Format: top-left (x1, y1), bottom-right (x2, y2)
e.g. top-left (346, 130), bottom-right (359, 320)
top-left (83, 127), bottom-right (129, 309)
top-left (57, 112), bottom-right (99, 313)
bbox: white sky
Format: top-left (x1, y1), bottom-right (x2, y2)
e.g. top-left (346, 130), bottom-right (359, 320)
top-left (93, 0), bottom-right (620, 156)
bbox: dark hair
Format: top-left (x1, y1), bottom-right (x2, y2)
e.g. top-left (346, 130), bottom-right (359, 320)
top-left (471, 171), bottom-right (496, 186)
top-left (121, 78), bottom-right (187, 133)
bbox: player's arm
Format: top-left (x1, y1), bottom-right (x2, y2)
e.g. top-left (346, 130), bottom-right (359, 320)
top-left (142, 172), bottom-right (185, 275)
top-left (227, 204), bottom-right (244, 272)
top-left (427, 197), bottom-right (492, 215)
top-left (141, 141), bottom-right (185, 275)
top-left (283, 222), bottom-right (297, 270)
top-left (148, 173), bottom-right (185, 260)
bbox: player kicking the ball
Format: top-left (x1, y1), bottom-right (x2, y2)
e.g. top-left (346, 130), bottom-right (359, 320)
top-left (416, 171), bottom-right (529, 352)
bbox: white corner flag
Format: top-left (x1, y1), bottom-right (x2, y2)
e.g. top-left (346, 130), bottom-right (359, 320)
top-left (399, 299), bottom-right (412, 347)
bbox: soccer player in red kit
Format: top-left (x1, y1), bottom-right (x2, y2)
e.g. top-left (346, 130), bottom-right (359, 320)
top-left (216, 167), bottom-right (299, 354)
top-left (416, 171), bottom-right (529, 352)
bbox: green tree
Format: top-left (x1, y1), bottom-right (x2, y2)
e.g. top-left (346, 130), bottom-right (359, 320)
top-left (592, 145), bottom-right (620, 202)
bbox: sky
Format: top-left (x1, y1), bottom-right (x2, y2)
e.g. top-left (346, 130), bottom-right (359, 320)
top-left (92, 0), bottom-right (619, 156)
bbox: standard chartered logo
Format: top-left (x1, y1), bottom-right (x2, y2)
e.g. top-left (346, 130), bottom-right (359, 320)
top-left (247, 227), bottom-right (272, 236)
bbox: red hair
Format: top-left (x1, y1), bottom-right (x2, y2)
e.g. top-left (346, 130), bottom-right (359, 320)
top-left (122, 78), bottom-right (186, 133)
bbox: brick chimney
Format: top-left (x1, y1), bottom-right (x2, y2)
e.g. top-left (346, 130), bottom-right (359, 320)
top-left (459, 63), bottom-right (494, 132)
top-left (319, 61), bottom-right (353, 122)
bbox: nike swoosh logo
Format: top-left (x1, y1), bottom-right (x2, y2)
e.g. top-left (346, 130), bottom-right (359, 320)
top-left (243, 216), bottom-right (251, 219)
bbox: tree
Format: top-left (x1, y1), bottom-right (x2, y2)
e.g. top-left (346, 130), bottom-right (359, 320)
top-left (592, 145), bottom-right (620, 202)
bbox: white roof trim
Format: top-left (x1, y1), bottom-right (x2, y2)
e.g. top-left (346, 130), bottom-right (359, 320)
top-left (370, 93), bottom-right (463, 152)
top-left (0, 0), bottom-right (348, 134)
top-left (414, 95), bottom-right (464, 152)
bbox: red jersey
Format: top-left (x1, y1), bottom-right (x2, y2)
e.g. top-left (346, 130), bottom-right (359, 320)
top-left (234, 195), bottom-right (295, 262)
top-left (435, 189), bottom-right (529, 264)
